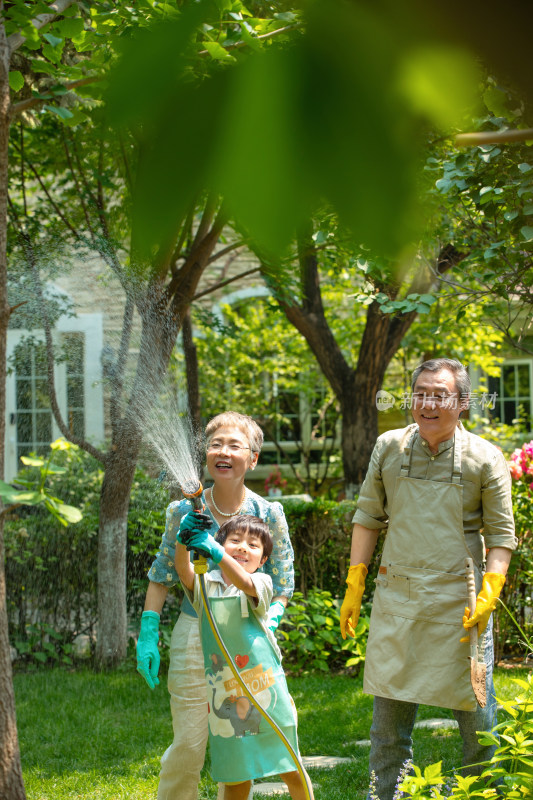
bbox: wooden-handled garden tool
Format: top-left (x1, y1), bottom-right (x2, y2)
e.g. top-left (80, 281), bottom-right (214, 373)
top-left (465, 558), bottom-right (487, 708)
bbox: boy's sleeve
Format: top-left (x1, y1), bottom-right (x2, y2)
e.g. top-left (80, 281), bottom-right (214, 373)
top-left (250, 573), bottom-right (273, 617)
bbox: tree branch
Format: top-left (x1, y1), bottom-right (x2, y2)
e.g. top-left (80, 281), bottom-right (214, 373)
top-left (10, 139), bottom-right (84, 241)
top-left (61, 128), bottom-right (96, 244)
top-left (8, 0), bottom-right (79, 55)
top-left (10, 75), bottom-right (103, 118)
top-left (197, 24), bottom-right (300, 56)
top-left (109, 294), bottom-right (135, 437)
top-left (207, 240), bottom-right (245, 264)
top-left (456, 128), bottom-right (533, 147)
top-left (192, 265), bottom-right (261, 302)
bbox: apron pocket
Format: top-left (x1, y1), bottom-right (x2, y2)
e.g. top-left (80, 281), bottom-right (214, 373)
top-left (376, 572), bottom-right (410, 604)
top-left (375, 564), bottom-right (467, 623)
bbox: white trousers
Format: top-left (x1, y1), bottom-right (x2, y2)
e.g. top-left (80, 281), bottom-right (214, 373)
top-left (157, 612), bottom-right (252, 800)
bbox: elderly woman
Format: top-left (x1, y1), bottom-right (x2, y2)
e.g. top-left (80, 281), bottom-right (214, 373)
top-left (136, 411), bottom-right (294, 800)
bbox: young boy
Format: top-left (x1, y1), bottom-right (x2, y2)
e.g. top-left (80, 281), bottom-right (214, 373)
top-left (175, 515), bottom-right (314, 800)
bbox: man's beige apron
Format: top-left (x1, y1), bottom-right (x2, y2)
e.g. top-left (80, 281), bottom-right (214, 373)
top-left (363, 427), bottom-right (483, 712)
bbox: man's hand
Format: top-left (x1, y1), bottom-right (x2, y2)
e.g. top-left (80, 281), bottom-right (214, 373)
top-left (340, 563), bottom-right (368, 639)
top-left (136, 610), bottom-right (161, 689)
top-left (462, 572), bottom-right (506, 636)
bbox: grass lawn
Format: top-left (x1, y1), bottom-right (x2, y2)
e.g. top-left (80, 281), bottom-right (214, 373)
top-left (14, 666), bottom-right (527, 800)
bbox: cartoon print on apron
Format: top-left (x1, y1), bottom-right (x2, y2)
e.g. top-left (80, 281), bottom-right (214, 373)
top-left (364, 426), bottom-right (484, 712)
top-left (200, 590), bottom-right (299, 784)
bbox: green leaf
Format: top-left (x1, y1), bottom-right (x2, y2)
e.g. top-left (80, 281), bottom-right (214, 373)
top-left (0, 481), bottom-right (42, 505)
top-left (54, 503), bottom-right (83, 524)
top-left (43, 32), bottom-right (63, 47)
top-left (9, 71), bottom-right (24, 92)
top-left (42, 43), bottom-right (62, 64)
top-left (54, 17), bottom-right (84, 39)
top-left (30, 59), bottom-right (56, 75)
top-left (20, 455), bottom-right (44, 467)
top-left (520, 225), bottom-right (533, 242)
top-left (518, 163), bottom-right (532, 173)
top-left (43, 105), bottom-right (74, 121)
top-left (202, 41), bottom-right (237, 63)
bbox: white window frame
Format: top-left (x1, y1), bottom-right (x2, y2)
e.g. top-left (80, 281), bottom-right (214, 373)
top-left (4, 313), bottom-right (105, 482)
top-left (488, 359), bottom-right (533, 427)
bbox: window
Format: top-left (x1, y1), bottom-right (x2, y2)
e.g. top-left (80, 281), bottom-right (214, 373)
top-left (5, 312), bottom-right (104, 483)
top-left (63, 332), bottom-right (85, 438)
top-left (488, 361), bottom-right (532, 428)
top-left (14, 340), bottom-right (52, 462)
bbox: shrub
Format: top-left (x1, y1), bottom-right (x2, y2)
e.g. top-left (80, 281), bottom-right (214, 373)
top-left (392, 671), bottom-right (533, 799)
top-left (494, 441), bottom-right (533, 662)
top-left (5, 446), bottom-right (177, 668)
top-left (278, 588), bottom-right (368, 675)
top-left (280, 497), bottom-right (358, 596)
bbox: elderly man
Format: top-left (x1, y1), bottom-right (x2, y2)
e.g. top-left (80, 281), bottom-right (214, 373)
top-left (340, 358), bottom-right (516, 800)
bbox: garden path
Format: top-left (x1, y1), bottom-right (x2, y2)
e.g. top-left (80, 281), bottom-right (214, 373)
top-left (253, 719), bottom-right (458, 796)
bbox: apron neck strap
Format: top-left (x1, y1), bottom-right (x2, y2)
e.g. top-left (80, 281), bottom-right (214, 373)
top-left (451, 424), bottom-right (462, 484)
top-left (240, 591), bottom-right (249, 618)
top-left (401, 426), bottom-right (463, 482)
top-left (400, 428), bottom-right (417, 476)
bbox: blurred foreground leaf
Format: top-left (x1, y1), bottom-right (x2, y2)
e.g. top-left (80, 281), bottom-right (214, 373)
top-left (107, 0), bottom-right (485, 258)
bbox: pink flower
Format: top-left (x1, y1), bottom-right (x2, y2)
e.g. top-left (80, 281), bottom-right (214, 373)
top-left (509, 463), bottom-right (523, 480)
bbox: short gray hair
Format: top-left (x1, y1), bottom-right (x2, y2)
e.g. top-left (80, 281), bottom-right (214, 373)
top-left (205, 411), bottom-right (264, 454)
top-left (411, 358), bottom-right (471, 400)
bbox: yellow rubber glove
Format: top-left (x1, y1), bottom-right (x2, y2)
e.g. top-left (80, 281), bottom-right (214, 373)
top-left (462, 572), bottom-right (506, 637)
top-left (340, 563), bottom-right (368, 640)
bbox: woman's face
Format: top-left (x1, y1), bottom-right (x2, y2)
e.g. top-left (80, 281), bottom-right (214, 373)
top-left (205, 425), bottom-right (258, 484)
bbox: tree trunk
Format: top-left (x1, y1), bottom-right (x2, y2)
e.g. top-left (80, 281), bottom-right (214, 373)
top-left (0, 11), bottom-right (26, 799)
top-left (182, 307), bottom-right (201, 430)
top-left (96, 447), bottom-right (138, 667)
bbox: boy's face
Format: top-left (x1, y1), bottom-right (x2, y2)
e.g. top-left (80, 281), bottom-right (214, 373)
top-left (223, 528), bottom-right (266, 574)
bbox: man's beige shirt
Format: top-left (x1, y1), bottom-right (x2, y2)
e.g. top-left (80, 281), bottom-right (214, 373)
top-left (353, 422), bottom-right (517, 550)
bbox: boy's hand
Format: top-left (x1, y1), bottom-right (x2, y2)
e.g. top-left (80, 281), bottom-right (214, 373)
top-left (186, 532), bottom-right (224, 564)
top-left (177, 511), bottom-right (212, 545)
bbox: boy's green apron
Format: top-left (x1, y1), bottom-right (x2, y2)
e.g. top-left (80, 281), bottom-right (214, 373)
top-left (364, 426), bottom-right (485, 712)
top-left (199, 588), bottom-right (299, 783)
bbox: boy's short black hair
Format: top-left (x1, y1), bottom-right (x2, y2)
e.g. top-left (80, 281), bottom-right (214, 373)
top-left (215, 515), bottom-right (273, 560)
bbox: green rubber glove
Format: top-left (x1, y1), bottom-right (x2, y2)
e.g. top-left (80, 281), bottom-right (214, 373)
top-left (340, 563), bottom-right (368, 640)
top-left (186, 532), bottom-right (225, 564)
top-left (177, 511), bottom-right (212, 544)
top-left (136, 610), bottom-right (161, 689)
top-left (462, 572), bottom-right (506, 636)
top-left (266, 600), bottom-right (286, 632)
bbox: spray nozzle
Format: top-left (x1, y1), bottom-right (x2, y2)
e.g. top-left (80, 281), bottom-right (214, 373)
top-left (181, 481), bottom-right (204, 512)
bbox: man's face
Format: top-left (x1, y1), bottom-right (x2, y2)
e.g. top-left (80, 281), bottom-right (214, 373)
top-left (411, 368), bottom-right (467, 444)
